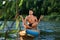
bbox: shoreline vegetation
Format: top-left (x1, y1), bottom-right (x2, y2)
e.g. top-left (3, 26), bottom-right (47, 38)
top-left (0, 15), bottom-right (60, 22)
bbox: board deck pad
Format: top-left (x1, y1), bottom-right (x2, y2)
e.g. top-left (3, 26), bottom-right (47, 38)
top-left (26, 29), bottom-right (40, 37)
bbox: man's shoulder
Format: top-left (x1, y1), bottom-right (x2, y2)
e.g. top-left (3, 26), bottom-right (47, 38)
top-left (26, 15), bottom-right (29, 17)
top-left (34, 16), bottom-right (37, 18)
top-left (25, 15), bottom-right (29, 18)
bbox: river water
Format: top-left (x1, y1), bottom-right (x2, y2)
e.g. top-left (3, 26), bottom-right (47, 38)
top-left (0, 21), bottom-right (60, 40)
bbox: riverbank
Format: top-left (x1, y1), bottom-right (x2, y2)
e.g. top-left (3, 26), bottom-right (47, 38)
top-left (0, 14), bottom-right (60, 22)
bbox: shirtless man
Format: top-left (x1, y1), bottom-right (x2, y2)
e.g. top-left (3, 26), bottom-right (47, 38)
top-left (23, 9), bottom-right (38, 29)
top-left (19, 9), bottom-right (44, 29)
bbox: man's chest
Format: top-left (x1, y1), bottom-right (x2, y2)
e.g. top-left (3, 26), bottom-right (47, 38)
top-left (27, 17), bottom-right (36, 21)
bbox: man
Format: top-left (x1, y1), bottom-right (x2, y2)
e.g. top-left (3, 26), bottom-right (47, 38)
top-left (23, 9), bottom-right (38, 29)
top-left (19, 9), bottom-right (44, 40)
top-left (20, 9), bottom-right (44, 30)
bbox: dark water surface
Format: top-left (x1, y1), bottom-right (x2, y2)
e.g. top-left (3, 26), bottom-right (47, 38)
top-left (0, 21), bottom-right (60, 40)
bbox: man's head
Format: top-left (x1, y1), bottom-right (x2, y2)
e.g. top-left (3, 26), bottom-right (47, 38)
top-left (29, 9), bottom-right (33, 15)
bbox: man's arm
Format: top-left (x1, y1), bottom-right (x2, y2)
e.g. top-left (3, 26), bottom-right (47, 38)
top-left (24, 16), bottom-right (27, 25)
top-left (35, 16), bottom-right (38, 22)
top-left (38, 15), bottom-right (44, 22)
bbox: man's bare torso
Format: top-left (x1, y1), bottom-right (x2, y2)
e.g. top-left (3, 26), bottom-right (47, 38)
top-left (26, 15), bottom-right (37, 24)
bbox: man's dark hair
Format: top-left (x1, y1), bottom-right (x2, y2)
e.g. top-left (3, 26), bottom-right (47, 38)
top-left (29, 9), bottom-right (34, 12)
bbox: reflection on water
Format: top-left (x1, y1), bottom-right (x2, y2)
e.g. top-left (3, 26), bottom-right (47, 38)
top-left (0, 21), bottom-right (60, 40)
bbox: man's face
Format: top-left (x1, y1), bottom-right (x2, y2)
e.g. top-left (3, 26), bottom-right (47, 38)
top-left (29, 10), bottom-right (33, 15)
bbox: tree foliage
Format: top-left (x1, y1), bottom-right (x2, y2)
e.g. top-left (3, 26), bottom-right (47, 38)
top-left (0, 0), bottom-right (60, 21)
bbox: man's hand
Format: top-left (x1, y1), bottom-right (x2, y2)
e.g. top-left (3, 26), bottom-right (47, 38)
top-left (40, 15), bottom-right (44, 20)
top-left (39, 15), bottom-right (44, 22)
